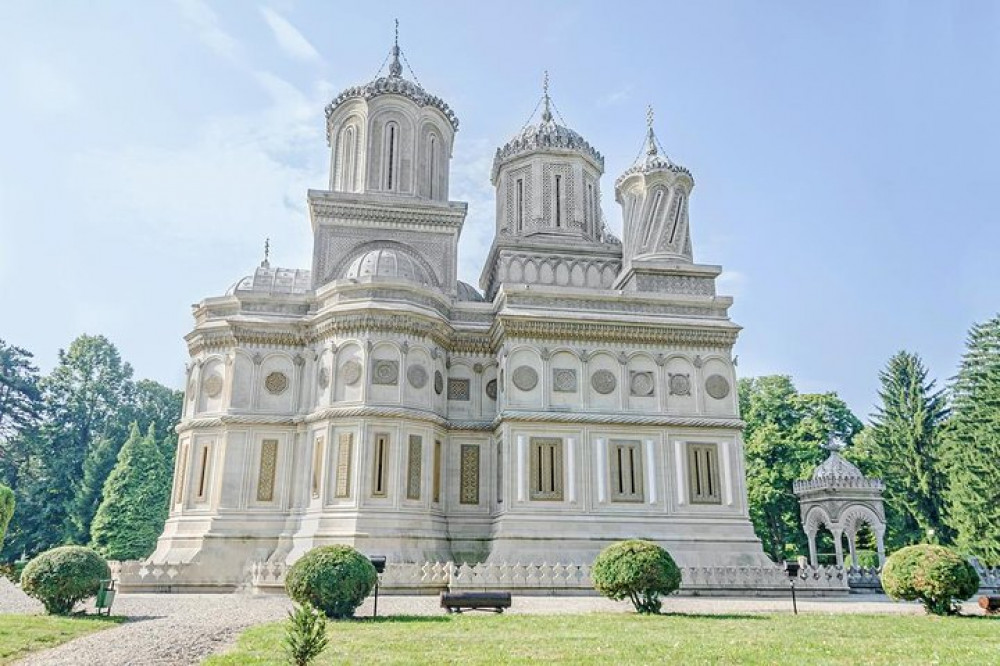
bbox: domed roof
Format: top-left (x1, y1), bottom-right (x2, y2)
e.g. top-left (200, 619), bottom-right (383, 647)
top-left (456, 280), bottom-right (485, 302)
top-left (229, 264), bottom-right (312, 296)
top-left (615, 110), bottom-right (691, 191)
top-left (491, 79), bottom-right (603, 181)
top-left (812, 451), bottom-right (865, 481)
top-left (341, 247), bottom-right (432, 286)
top-left (324, 33), bottom-right (458, 144)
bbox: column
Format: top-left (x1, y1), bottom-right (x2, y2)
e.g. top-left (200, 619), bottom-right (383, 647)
top-left (595, 438), bottom-right (607, 504)
top-left (807, 531), bottom-right (819, 568)
top-left (644, 439), bottom-right (656, 505)
top-left (566, 437), bottom-right (576, 503)
top-left (832, 529), bottom-right (845, 567)
top-left (516, 435), bottom-right (526, 502)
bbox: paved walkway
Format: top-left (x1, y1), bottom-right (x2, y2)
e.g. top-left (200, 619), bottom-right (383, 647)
top-left (0, 580), bottom-right (990, 666)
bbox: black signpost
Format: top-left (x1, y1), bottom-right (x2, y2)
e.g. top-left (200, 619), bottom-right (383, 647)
top-left (370, 555), bottom-right (386, 619)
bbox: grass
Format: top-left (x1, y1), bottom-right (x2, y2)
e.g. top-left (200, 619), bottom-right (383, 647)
top-left (0, 613), bottom-right (124, 664)
top-left (205, 611), bottom-right (1000, 665)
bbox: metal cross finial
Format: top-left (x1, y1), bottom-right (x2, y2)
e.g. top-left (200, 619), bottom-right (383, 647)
top-left (389, 19), bottom-right (402, 77)
top-left (394, 18), bottom-right (399, 48)
top-left (647, 104), bottom-right (654, 129)
top-left (262, 237), bottom-right (270, 268)
top-left (541, 70), bottom-right (553, 122)
top-left (645, 104), bottom-right (658, 156)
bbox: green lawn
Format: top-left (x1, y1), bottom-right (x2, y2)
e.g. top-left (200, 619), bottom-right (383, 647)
top-left (0, 614), bottom-right (123, 664)
top-left (206, 612), bottom-right (1000, 665)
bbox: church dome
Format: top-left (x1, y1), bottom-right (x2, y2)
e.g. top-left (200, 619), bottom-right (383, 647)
top-left (228, 264), bottom-right (311, 295)
top-left (812, 451), bottom-right (865, 481)
top-left (341, 247), bottom-right (433, 285)
top-left (614, 112), bottom-right (691, 191)
top-left (491, 79), bottom-right (603, 181)
top-left (456, 280), bottom-right (485, 302)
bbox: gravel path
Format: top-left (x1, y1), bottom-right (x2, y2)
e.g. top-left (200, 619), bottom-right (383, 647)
top-left (0, 581), bottom-right (990, 666)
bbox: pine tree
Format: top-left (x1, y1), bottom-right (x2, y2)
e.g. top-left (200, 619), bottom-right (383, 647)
top-left (90, 424), bottom-right (171, 561)
top-left (853, 351), bottom-right (951, 548)
top-left (0, 340), bottom-right (41, 482)
top-left (942, 315), bottom-right (1000, 564)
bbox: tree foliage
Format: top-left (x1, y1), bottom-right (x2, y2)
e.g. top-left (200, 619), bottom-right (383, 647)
top-left (941, 315), bottom-right (1000, 565)
top-left (850, 352), bottom-right (951, 549)
top-left (284, 603), bottom-right (329, 666)
top-left (20, 545), bottom-right (109, 615)
top-left (0, 340), bottom-right (41, 481)
top-left (881, 544), bottom-right (979, 615)
top-left (739, 376), bottom-right (863, 561)
top-left (90, 423), bottom-right (171, 561)
top-left (591, 539), bottom-right (681, 614)
top-left (285, 546), bottom-right (377, 619)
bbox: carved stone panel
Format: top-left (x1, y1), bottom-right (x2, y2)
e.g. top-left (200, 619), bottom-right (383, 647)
top-left (591, 369), bottom-right (617, 394)
top-left (705, 374), bottom-right (731, 399)
top-left (341, 361), bottom-right (362, 386)
top-left (669, 373), bottom-right (691, 396)
top-left (256, 439), bottom-right (278, 502)
top-left (512, 365), bottom-right (539, 391)
top-left (485, 379), bottom-right (498, 400)
top-left (406, 435), bottom-right (422, 501)
top-left (318, 367), bottom-right (330, 389)
top-left (335, 433), bottom-right (353, 498)
top-left (630, 371), bottom-right (655, 397)
top-left (203, 373), bottom-right (223, 398)
top-left (372, 360), bottom-right (399, 386)
top-left (460, 444), bottom-right (480, 505)
top-left (434, 370), bottom-right (444, 395)
top-left (407, 364), bottom-right (428, 389)
top-left (264, 372), bottom-right (288, 395)
top-left (552, 368), bottom-right (577, 393)
top-left (448, 378), bottom-right (471, 401)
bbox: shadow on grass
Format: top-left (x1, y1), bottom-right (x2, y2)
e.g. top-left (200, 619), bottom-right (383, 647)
top-left (658, 613), bottom-right (768, 621)
top-left (348, 615), bottom-right (452, 624)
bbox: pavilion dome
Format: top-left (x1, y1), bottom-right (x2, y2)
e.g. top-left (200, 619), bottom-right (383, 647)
top-left (812, 451), bottom-right (865, 481)
top-left (456, 280), bottom-right (485, 302)
top-left (341, 247), bottom-right (433, 286)
top-left (228, 264), bottom-right (311, 296)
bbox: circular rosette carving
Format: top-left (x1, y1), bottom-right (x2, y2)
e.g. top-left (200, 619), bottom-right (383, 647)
top-left (668, 373), bottom-right (691, 396)
top-left (317, 367), bottom-right (330, 389)
top-left (511, 365), bottom-right (539, 391)
top-left (202, 373), bottom-right (223, 398)
top-left (434, 370), bottom-right (444, 395)
top-left (485, 379), bottom-right (498, 400)
top-left (705, 374), bottom-right (731, 399)
top-left (630, 371), bottom-right (655, 397)
top-left (553, 368), bottom-right (577, 393)
top-left (341, 360), bottom-right (362, 386)
top-left (591, 369), bottom-right (617, 395)
top-left (407, 364), bottom-right (428, 389)
top-left (264, 371), bottom-right (288, 395)
top-left (372, 360), bottom-right (399, 385)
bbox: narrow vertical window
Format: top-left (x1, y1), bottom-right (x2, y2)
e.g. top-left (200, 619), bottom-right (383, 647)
top-left (687, 443), bottom-right (722, 504)
top-left (609, 440), bottom-right (643, 502)
top-left (516, 179), bottom-right (524, 231)
top-left (496, 441), bottom-right (503, 504)
top-left (311, 436), bottom-right (325, 499)
top-left (554, 175), bottom-right (562, 227)
top-left (587, 183), bottom-right (594, 233)
top-left (429, 136), bottom-right (437, 199)
top-left (174, 442), bottom-right (189, 504)
top-left (387, 125), bottom-right (396, 190)
top-left (643, 190), bottom-right (664, 247)
top-left (372, 433), bottom-right (390, 497)
top-left (529, 437), bottom-right (563, 500)
top-left (340, 126), bottom-right (356, 191)
top-left (196, 444), bottom-right (210, 500)
top-left (432, 440), bottom-right (442, 503)
top-left (669, 194), bottom-right (685, 244)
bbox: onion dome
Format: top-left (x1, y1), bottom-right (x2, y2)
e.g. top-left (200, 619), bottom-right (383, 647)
top-left (614, 106), bottom-right (691, 191)
top-left (491, 73), bottom-right (603, 182)
top-left (323, 22), bottom-right (458, 144)
top-left (812, 451), bottom-right (865, 481)
top-left (341, 247), bottom-right (433, 286)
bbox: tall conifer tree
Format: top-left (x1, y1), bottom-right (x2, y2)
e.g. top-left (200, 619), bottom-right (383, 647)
top-left (942, 315), bottom-right (1000, 564)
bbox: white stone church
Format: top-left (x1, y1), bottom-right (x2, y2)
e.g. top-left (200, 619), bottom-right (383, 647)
top-left (149, 35), bottom-right (769, 590)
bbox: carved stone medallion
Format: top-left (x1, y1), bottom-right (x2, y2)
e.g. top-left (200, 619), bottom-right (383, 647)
top-left (511, 365), bottom-right (539, 391)
top-left (372, 360), bottom-right (399, 386)
top-left (705, 374), bottom-right (731, 399)
top-left (341, 360), bottom-right (362, 386)
top-left (668, 373), bottom-right (691, 396)
top-left (630, 371), bottom-right (655, 397)
top-left (591, 369), bottom-right (617, 394)
top-left (434, 370), bottom-right (444, 395)
top-left (485, 378), bottom-right (498, 400)
top-left (318, 367), bottom-right (330, 389)
top-left (552, 368), bottom-right (577, 393)
top-left (203, 373), bottom-right (223, 398)
top-left (407, 364), bottom-right (428, 389)
top-left (264, 371), bottom-right (288, 395)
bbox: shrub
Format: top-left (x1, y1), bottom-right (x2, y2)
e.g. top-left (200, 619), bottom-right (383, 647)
top-left (285, 545), bottom-right (377, 619)
top-left (285, 603), bottom-right (329, 666)
top-left (0, 484), bottom-right (14, 547)
top-left (881, 544), bottom-right (979, 615)
top-left (20, 546), bottom-right (110, 615)
top-left (592, 539), bottom-right (681, 614)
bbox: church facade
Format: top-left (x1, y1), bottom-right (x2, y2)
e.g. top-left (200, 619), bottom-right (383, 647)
top-left (150, 37), bottom-right (768, 589)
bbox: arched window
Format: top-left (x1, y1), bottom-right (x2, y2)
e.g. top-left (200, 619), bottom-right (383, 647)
top-left (338, 125), bottom-right (357, 191)
top-left (642, 189), bottom-right (665, 248)
top-left (668, 193), bottom-right (685, 245)
top-left (382, 121), bottom-right (400, 191)
top-left (428, 135), bottom-right (437, 199)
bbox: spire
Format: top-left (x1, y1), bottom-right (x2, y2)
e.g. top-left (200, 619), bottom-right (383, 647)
top-left (541, 70), bottom-right (553, 123)
top-left (388, 19), bottom-right (402, 77)
top-left (261, 237), bottom-right (270, 268)
top-left (645, 105), bottom-right (658, 156)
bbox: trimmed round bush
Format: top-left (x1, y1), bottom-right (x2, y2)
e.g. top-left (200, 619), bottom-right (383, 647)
top-left (592, 539), bottom-right (681, 614)
top-left (881, 544), bottom-right (979, 615)
top-left (20, 546), bottom-right (110, 615)
top-left (285, 545), bottom-right (377, 619)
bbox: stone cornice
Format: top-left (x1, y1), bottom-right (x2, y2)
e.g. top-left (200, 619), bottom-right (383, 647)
top-left (496, 410), bottom-right (744, 429)
top-left (491, 316), bottom-right (739, 348)
top-left (308, 190), bottom-right (467, 232)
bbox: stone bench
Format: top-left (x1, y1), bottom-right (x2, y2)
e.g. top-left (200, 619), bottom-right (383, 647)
top-left (440, 591), bottom-right (512, 614)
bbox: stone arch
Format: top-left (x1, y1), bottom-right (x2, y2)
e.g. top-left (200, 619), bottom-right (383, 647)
top-left (325, 239), bottom-right (442, 288)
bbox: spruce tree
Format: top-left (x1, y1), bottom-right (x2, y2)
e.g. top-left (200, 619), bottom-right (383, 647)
top-left (942, 315), bottom-right (1000, 564)
top-left (854, 351), bottom-right (951, 548)
top-left (90, 424), bottom-right (170, 561)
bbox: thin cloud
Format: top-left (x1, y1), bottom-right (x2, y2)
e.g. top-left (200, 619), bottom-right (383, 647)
top-left (174, 0), bottom-right (242, 62)
top-left (5, 58), bottom-right (82, 115)
top-left (260, 7), bottom-right (321, 62)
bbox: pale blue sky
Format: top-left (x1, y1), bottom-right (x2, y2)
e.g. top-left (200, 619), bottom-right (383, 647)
top-left (1, 1), bottom-right (998, 417)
